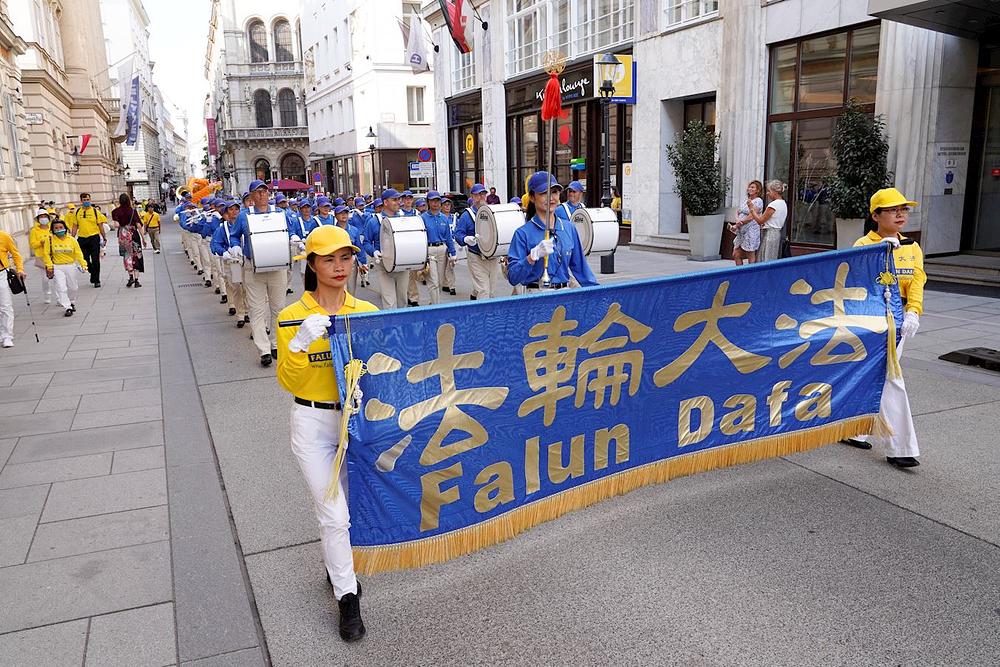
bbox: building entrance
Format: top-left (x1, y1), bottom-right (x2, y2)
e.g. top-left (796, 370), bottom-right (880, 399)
top-left (970, 47), bottom-right (1000, 252)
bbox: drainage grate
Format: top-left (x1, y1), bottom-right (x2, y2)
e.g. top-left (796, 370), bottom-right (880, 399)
top-left (175, 282), bottom-right (203, 288)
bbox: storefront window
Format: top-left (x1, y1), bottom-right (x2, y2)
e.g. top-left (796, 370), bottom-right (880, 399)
top-left (765, 23), bottom-right (880, 249)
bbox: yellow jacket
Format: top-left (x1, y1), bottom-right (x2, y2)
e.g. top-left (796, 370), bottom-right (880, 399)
top-left (0, 231), bottom-right (25, 274)
top-left (48, 234), bottom-right (88, 270)
top-left (276, 291), bottom-right (378, 403)
top-left (29, 225), bottom-right (52, 260)
top-left (141, 211), bottom-right (160, 228)
top-left (854, 231), bottom-right (926, 315)
top-left (68, 206), bottom-right (107, 238)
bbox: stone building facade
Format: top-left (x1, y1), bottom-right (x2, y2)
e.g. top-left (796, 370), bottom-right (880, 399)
top-left (0, 0), bottom-right (36, 244)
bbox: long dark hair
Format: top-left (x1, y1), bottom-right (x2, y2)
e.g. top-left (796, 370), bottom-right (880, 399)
top-left (304, 254), bottom-right (317, 292)
top-left (118, 193), bottom-right (132, 209)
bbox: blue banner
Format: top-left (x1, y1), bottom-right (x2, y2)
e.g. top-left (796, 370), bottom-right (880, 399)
top-left (125, 75), bottom-right (141, 146)
top-left (331, 245), bottom-right (902, 573)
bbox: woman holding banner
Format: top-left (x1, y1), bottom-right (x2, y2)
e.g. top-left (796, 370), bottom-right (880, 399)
top-left (275, 225), bottom-right (378, 643)
top-left (507, 171), bottom-right (598, 294)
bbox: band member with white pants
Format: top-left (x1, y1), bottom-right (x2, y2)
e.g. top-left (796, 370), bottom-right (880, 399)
top-left (212, 199), bottom-right (249, 324)
top-left (363, 189), bottom-right (409, 310)
top-left (275, 224), bottom-right (378, 643)
top-left (420, 191), bottom-right (456, 305)
top-left (226, 179), bottom-right (291, 367)
top-left (441, 198), bottom-right (458, 295)
top-left (454, 183), bottom-right (502, 300)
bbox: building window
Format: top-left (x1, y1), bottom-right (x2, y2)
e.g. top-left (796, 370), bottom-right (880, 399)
top-left (407, 86), bottom-right (425, 123)
top-left (248, 20), bottom-right (268, 63)
top-left (274, 20), bottom-right (294, 62)
top-left (507, 0), bottom-right (547, 76)
top-left (254, 89), bottom-right (273, 128)
top-left (281, 153), bottom-right (306, 183)
top-left (255, 158), bottom-right (271, 180)
top-left (663, 0), bottom-right (718, 28)
top-left (578, 0), bottom-right (634, 53)
top-left (765, 23), bottom-right (881, 248)
top-left (278, 88), bottom-right (297, 127)
top-left (453, 49), bottom-right (476, 94)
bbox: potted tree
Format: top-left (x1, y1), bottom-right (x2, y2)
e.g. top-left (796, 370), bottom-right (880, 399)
top-left (830, 99), bottom-right (893, 249)
top-left (665, 120), bottom-right (728, 261)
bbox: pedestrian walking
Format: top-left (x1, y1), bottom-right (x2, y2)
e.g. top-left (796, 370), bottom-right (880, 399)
top-left (112, 194), bottom-right (147, 288)
top-left (47, 220), bottom-right (87, 317)
top-left (746, 180), bottom-right (787, 262)
top-left (67, 192), bottom-right (107, 287)
top-left (730, 180), bottom-right (763, 265)
top-left (0, 228), bottom-right (27, 348)
top-left (29, 208), bottom-right (54, 303)
top-left (275, 224), bottom-right (378, 643)
top-left (485, 187), bottom-right (501, 205)
top-left (141, 201), bottom-right (162, 253)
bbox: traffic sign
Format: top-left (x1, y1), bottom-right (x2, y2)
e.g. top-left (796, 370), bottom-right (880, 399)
top-left (417, 147), bottom-right (434, 162)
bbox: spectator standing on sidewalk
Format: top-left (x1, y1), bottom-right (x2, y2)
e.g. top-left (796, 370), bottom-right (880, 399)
top-left (730, 180), bottom-right (763, 266)
top-left (747, 180), bottom-right (787, 262)
top-left (67, 192), bottom-right (107, 288)
top-left (112, 194), bottom-right (147, 288)
top-left (485, 187), bottom-right (501, 205)
top-left (0, 228), bottom-right (27, 348)
top-left (141, 201), bottom-right (162, 253)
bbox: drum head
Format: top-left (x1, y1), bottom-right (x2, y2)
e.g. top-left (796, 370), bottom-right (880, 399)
top-left (477, 212), bottom-right (499, 257)
top-left (380, 220), bottom-right (397, 272)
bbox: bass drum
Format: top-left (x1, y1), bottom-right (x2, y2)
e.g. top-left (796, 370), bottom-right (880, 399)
top-left (476, 204), bottom-right (525, 258)
top-left (571, 207), bottom-right (619, 256)
top-left (247, 211), bottom-right (292, 272)
top-left (380, 216), bottom-right (428, 273)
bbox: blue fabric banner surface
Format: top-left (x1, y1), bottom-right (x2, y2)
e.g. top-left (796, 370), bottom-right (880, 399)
top-left (125, 75), bottom-right (141, 146)
top-left (331, 245), bottom-right (901, 572)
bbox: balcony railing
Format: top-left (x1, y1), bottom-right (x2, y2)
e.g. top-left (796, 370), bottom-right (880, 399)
top-left (221, 126), bottom-right (309, 141)
top-left (226, 61), bottom-right (304, 78)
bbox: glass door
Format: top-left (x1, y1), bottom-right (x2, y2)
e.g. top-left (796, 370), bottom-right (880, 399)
top-left (974, 83), bottom-right (1000, 252)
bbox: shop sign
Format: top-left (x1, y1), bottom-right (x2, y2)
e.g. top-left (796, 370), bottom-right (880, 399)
top-left (621, 162), bottom-right (634, 226)
top-left (465, 132), bottom-right (475, 154)
top-left (532, 70), bottom-right (592, 105)
top-left (593, 54), bottom-right (636, 104)
top-left (25, 112), bottom-right (44, 125)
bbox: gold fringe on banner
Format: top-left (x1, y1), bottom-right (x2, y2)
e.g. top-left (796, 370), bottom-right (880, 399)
top-left (352, 414), bottom-right (876, 575)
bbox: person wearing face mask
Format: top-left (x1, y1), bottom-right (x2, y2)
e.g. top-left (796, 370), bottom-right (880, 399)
top-left (29, 209), bottom-right (55, 304)
top-left (67, 192), bottom-right (107, 288)
top-left (46, 220), bottom-right (88, 317)
top-left (507, 171), bottom-right (597, 293)
top-left (0, 228), bottom-right (27, 348)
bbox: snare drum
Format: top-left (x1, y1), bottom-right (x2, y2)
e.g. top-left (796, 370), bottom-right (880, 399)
top-left (476, 204), bottom-right (525, 258)
top-left (247, 211), bottom-right (291, 273)
top-left (571, 207), bottom-right (619, 256)
top-left (380, 216), bottom-right (428, 273)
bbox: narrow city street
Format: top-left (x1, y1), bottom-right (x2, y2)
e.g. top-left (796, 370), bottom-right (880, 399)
top-left (1, 225), bottom-right (999, 665)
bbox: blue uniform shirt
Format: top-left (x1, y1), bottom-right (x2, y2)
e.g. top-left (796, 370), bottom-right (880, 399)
top-left (506, 215), bottom-right (598, 288)
top-left (421, 211), bottom-right (456, 256)
top-left (200, 212), bottom-right (222, 239)
top-left (453, 206), bottom-right (480, 256)
top-left (554, 201), bottom-right (584, 222)
top-left (211, 219), bottom-right (237, 255)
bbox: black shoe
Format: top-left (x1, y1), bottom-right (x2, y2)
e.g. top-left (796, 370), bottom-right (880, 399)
top-left (449, 288), bottom-right (456, 295)
top-left (134, 281), bottom-right (141, 288)
top-left (286, 288), bottom-right (293, 295)
top-left (70, 303), bottom-right (76, 312)
top-left (197, 270), bottom-right (204, 275)
top-left (126, 277), bottom-right (135, 288)
top-left (228, 307), bottom-right (236, 315)
top-left (469, 295), bottom-right (477, 301)
top-left (205, 280), bottom-right (212, 287)
top-left (214, 287), bottom-right (221, 294)
top-left (337, 593), bottom-right (365, 643)
top-left (441, 287), bottom-right (449, 293)
top-left (840, 438), bottom-right (872, 450)
top-left (64, 308), bottom-right (74, 317)
top-left (271, 348), bottom-right (278, 359)
top-left (407, 300), bottom-right (418, 307)
top-left (221, 295), bottom-right (228, 304)
top-left (887, 456), bottom-right (920, 468)
top-left (421, 280), bottom-right (427, 285)
top-left (244, 315), bottom-right (250, 323)
top-left (94, 282), bottom-right (101, 288)
top-left (260, 353), bottom-right (272, 367)
top-left (236, 320), bottom-right (246, 328)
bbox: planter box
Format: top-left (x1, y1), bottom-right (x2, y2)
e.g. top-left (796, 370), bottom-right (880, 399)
top-left (687, 213), bottom-right (725, 261)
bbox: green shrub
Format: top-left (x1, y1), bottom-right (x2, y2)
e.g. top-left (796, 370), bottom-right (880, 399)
top-left (830, 99), bottom-right (893, 220)
top-left (665, 120), bottom-right (728, 217)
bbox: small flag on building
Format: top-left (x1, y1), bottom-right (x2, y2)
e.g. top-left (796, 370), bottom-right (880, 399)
top-left (80, 134), bottom-right (92, 154)
top-left (404, 13), bottom-right (430, 72)
top-left (438, 0), bottom-right (474, 54)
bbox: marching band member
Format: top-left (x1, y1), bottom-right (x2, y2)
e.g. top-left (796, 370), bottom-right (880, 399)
top-left (226, 180), bottom-right (291, 367)
top-left (287, 199), bottom-right (315, 282)
top-left (332, 204), bottom-right (367, 294)
top-left (212, 199), bottom-right (249, 326)
top-left (841, 188), bottom-right (925, 468)
top-left (420, 191), bottom-right (456, 305)
top-left (507, 171), bottom-right (598, 293)
top-left (555, 180), bottom-right (585, 221)
top-left (46, 219), bottom-right (87, 317)
top-left (441, 197), bottom-right (458, 296)
top-left (349, 197), bottom-right (366, 230)
top-left (207, 199), bottom-right (229, 298)
top-left (400, 191), bottom-right (416, 216)
top-left (29, 208), bottom-right (54, 304)
top-left (414, 197), bottom-right (428, 214)
top-left (0, 228), bottom-right (26, 348)
top-left (175, 192), bottom-right (196, 264)
top-left (363, 189), bottom-right (409, 310)
top-left (197, 196), bottom-right (217, 287)
top-left (399, 192), bottom-right (422, 306)
top-left (454, 183), bottom-right (501, 300)
top-left (180, 200), bottom-right (206, 277)
top-left (276, 224), bottom-right (377, 643)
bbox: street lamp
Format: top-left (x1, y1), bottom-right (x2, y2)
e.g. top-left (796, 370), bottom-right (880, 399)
top-left (597, 52), bottom-right (620, 274)
top-left (366, 126), bottom-right (377, 194)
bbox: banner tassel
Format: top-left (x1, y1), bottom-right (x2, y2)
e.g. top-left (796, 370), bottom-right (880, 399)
top-left (325, 316), bottom-right (366, 502)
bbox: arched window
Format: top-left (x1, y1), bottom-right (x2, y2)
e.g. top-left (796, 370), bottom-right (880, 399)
top-left (248, 20), bottom-right (268, 63)
top-left (277, 89), bottom-right (297, 127)
top-left (254, 159), bottom-right (271, 181)
top-left (280, 154), bottom-right (306, 183)
top-left (273, 20), bottom-right (293, 63)
top-left (254, 90), bottom-right (273, 128)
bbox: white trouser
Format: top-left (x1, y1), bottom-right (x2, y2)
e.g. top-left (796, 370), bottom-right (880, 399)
top-left (52, 264), bottom-right (80, 309)
top-left (33, 258), bottom-right (52, 301)
top-left (407, 269), bottom-right (420, 303)
top-left (185, 232), bottom-right (199, 266)
top-left (860, 338), bottom-right (919, 458)
top-left (198, 238), bottom-right (214, 282)
top-left (223, 261), bottom-right (247, 317)
top-left (443, 253), bottom-right (455, 289)
top-left (212, 253), bottom-right (224, 288)
top-left (467, 251), bottom-right (501, 299)
top-left (243, 264), bottom-right (288, 355)
top-left (425, 245), bottom-right (446, 305)
top-left (289, 403), bottom-right (357, 599)
top-left (375, 264), bottom-right (408, 310)
top-left (0, 270), bottom-right (13, 342)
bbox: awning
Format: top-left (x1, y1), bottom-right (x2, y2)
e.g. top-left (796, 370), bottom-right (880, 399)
top-left (868, 0), bottom-right (1000, 40)
top-left (270, 178), bottom-right (310, 191)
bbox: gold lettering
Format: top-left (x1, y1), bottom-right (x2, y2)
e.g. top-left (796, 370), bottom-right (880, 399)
top-left (419, 463), bottom-right (463, 531)
top-left (594, 423), bottom-right (630, 470)
top-left (678, 396), bottom-right (714, 447)
top-left (767, 381), bottom-right (792, 427)
top-left (524, 437), bottom-right (540, 495)
top-left (720, 394), bottom-right (756, 435)
top-left (547, 434), bottom-right (585, 484)
top-left (795, 383), bottom-right (832, 421)
top-left (473, 462), bottom-right (515, 513)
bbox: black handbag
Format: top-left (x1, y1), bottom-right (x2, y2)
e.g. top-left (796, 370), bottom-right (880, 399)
top-left (6, 267), bottom-right (25, 294)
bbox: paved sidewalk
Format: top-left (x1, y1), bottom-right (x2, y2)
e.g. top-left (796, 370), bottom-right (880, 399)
top-left (2, 226), bottom-right (999, 665)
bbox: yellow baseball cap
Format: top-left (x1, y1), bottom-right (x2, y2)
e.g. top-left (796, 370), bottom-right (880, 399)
top-left (293, 225), bottom-right (359, 261)
top-left (67, 203), bottom-right (77, 210)
top-left (869, 188), bottom-right (918, 214)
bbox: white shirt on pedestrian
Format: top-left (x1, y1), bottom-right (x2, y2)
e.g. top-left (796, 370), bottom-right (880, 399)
top-left (765, 198), bottom-right (787, 230)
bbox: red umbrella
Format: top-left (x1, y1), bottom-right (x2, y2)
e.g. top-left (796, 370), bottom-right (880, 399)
top-left (270, 178), bottom-right (311, 191)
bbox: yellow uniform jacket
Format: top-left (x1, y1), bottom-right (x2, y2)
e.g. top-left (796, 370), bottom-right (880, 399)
top-left (0, 231), bottom-right (25, 274)
top-left (29, 225), bottom-right (52, 261)
top-left (141, 211), bottom-right (160, 228)
top-left (854, 231), bottom-right (926, 315)
top-left (276, 291), bottom-right (378, 403)
top-left (48, 234), bottom-right (88, 270)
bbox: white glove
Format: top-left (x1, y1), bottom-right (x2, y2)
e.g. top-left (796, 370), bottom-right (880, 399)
top-left (529, 238), bottom-right (555, 262)
top-left (901, 311), bottom-right (919, 338)
top-left (221, 249), bottom-right (232, 260)
top-left (290, 234), bottom-right (301, 243)
top-left (884, 236), bottom-right (900, 248)
top-left (464, 235), bottom-right (478, 247)
top-left (288, 314), bottom-right (332, 353)
top-left (230, 245), bottom-right (243, 258)
top-left (297, 241), bottom-right (306, 252)
top-left (373, 250), bottom-right (383, 262)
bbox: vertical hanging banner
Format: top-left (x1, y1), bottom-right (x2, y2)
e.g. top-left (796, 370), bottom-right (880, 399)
top-left (206, 118), bottom-right (218, 157)
top-left (330, 245), bottom-right (902, 574)
top-left (125, 74), bottom-right (142, 146)
top-left (112, 57), bottom-right (134, 138)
